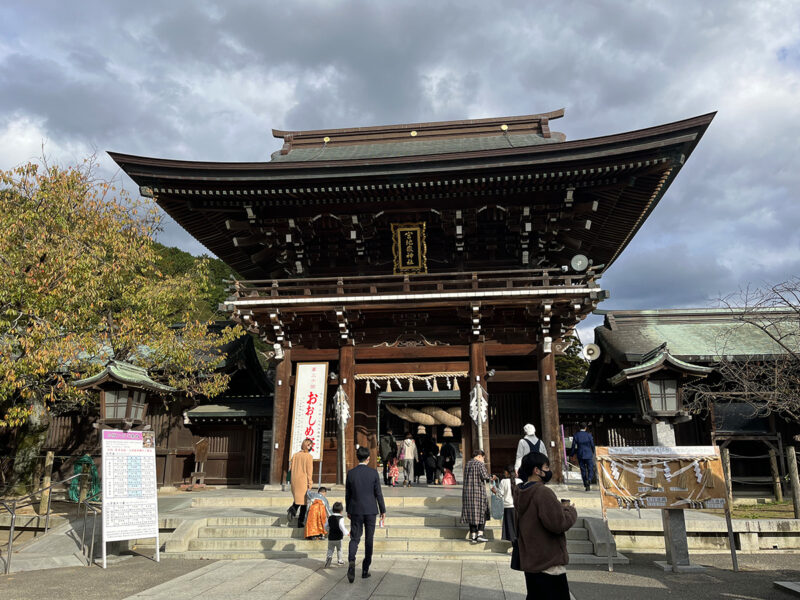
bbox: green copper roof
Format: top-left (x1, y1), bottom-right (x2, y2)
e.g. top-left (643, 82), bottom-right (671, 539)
top-left (187, 397), bottom-right (271, 418)
top-left (609, 345), bottom-right (713, 386)
top-left (594, 308), bottom-right (797, 363)
top-left (270, 133), bottom-right (562, 163)
top-left (71, 360), bottom-right (176, 394)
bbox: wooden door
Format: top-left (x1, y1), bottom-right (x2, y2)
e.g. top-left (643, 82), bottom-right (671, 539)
top-left (191, 426), bottom-right (254, 485)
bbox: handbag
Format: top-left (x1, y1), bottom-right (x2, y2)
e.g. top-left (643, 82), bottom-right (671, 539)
top-left (491, 490), bottom-right (504, 521)
top-left (442, 469), bottom-right (456, 486)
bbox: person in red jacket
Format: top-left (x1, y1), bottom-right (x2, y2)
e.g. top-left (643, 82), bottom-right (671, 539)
top-left (513, 452), bottom-right (577, 600)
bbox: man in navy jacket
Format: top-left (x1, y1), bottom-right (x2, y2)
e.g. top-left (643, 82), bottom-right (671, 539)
top-left (570, 423), bottom-right (596, 491)
top-left (345, 446), bottom-right (386, 583)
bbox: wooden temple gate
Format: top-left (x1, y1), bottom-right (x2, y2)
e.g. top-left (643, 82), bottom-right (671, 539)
top-left (229, 268), bottom-right (606, 482)
top-left (111, 109), bottom-right (714, 484)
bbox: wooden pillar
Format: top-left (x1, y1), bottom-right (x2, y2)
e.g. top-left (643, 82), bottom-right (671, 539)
top-left (460, 380), bottom-right (472, 478)
top-left (786, 446), bottom-right (800, 519)
top-left (38, 451), bottom-right (54, 515)
top-left (270, 348), bottom-right (292, 485)
top-left (339, 344), bottom-right (357, 471)
top-left (537, 348), bottom-right (564, 482)
top-left (469, 341), bottom-right (491, 474)
top-left (769, 447), bottom-right (783, 502)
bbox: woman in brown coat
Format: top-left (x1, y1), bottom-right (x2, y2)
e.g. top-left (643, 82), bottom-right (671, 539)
top-left (288, 438), bottom-right (314, 527)
top-left (512, 452), bottom-right (577, 600)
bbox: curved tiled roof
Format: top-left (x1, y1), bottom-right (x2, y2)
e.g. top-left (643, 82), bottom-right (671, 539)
top-left (594, 308), bottom-right (796, 363)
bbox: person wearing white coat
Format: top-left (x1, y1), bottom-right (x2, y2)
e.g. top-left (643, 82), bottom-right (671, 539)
top-left (514, 423), bottom-right (547, 473)
top-left (399, 433), bottom-right (418, 487)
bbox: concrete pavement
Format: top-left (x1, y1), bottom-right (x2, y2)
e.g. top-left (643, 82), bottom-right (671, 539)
top-left (2, 553), bottom-right (799, 600)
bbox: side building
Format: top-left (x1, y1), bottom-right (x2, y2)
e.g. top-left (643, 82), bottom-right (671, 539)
top-left (44, 328), bottom-right (273, 486)
top-left (585, 308), bottom-right (800, 494)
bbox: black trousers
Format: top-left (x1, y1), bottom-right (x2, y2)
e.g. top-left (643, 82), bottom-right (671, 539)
top-left (289, 503), bottom-right (307, 527)
top-left (348, 513), bottom-right (377, 572)
top-left (468, 522), bottom-right (486, 534)
top-left (524, 571), bottom-right (570, 600)
top-left (579, 458), bottom-right (595, 487)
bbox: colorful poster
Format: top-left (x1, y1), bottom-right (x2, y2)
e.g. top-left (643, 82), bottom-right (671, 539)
top-left (101, 430), bottom-right (159, 555)
top-left (289, 363), bottom-right (328, 461)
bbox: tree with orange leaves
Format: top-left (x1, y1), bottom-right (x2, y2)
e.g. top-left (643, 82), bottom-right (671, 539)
top-left (0, 159), bottom-right (240, 492)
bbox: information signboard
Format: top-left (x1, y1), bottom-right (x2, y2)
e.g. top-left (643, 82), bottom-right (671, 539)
top-left (596, 445), bottom-right (727, 511)
top-left (289, 362), bottom-right (328, 461)
top-left (101, 430), bottom-right (159, 568)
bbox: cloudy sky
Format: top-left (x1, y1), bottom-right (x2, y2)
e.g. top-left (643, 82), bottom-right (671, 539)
top-left (2, 1), bottom-right (799, 340)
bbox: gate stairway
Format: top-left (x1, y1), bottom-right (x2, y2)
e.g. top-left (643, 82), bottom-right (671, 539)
top-left (161, 493), bottom-right (628, 564)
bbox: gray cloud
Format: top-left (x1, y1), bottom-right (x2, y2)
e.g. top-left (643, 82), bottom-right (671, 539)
top-left (2, 0), bottom-right (800, 327)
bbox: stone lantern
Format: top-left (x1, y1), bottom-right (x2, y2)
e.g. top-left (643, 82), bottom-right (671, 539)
top-left (72, 360), bottom-right (176, 430)
top-left (610, 343), bottom-right (713, 432)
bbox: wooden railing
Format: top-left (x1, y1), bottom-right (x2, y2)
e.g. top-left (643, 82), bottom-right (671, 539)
top-left (230, 268), bottom-right (599, 300)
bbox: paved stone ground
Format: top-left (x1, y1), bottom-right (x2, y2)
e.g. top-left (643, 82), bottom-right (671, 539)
top-left (1, 552), bottom-right (798, 600)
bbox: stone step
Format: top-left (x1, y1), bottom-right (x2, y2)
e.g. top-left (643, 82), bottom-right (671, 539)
top-left (187, 536), bottom-right (596, 555)
top-left (170, 549), bottom-right (628, 565)
top-left (191, 495), bottom-right (600, 509)
top-left (197, 525), bottom-right (590, 541)
top-left (204, 513), bottom-right (587, 530)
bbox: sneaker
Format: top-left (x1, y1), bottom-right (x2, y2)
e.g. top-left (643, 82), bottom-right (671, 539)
top-left (337, 560), bottom-right (345, 565)
top-left (469, 535), bottom-right (478, 545)
top-left (475, 534), bottom-right (489, 543)
top-left (324, 556), bottom-right (332, 568)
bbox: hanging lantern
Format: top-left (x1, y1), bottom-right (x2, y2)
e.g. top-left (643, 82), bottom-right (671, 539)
top-left (432, 378), bottom-right (439, 392)
top-left (417, 425), bottom-right (426, 435)
top-left (408, 378), bottom-right (414, 392)
top-left (443, 426), bottom-right (453, 438)
top-left (365, 379), bottom-right (372, 394)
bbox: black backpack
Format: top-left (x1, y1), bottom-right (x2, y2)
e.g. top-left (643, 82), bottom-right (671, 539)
top-left (524, 438), bottom-right (542, 454)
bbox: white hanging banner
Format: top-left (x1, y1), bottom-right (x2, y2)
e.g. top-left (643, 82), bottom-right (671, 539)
top-left (469, 384), bottom-right (488, 424)
top-left (101, 429), bottom-right (159, 568)
top-left (334, 385), bottom-right (350, 426)
top-left (289, 362), bottom-right (328, 461)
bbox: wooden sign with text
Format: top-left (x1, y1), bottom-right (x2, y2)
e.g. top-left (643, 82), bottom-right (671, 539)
top-left (596, 446), bottom-right (727, 510)
top-left (392, 222), bottom-right (427, 274)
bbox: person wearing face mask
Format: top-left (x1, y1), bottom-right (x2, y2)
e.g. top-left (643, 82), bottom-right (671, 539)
top-left (512, 452), bottom-right (577, 600)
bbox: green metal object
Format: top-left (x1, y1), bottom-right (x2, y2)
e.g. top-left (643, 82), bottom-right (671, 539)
top-left (68, 455), bottom-right (101, 502)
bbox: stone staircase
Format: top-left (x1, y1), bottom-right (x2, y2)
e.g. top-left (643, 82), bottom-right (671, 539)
top-left (163, 494), bottom-right (627, 564)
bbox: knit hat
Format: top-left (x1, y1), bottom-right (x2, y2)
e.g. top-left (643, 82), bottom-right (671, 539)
top-left (523, 423), bottom-right (536, 436)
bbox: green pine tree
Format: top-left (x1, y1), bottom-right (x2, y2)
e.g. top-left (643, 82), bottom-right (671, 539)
top-left (555, 335), bottom-right (588, 389)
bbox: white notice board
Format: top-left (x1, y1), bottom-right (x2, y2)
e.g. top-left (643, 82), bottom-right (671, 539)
top-left (101, 430), bottom-right (159, 567)
top-left (289, 362), bottom-right (328, 461)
